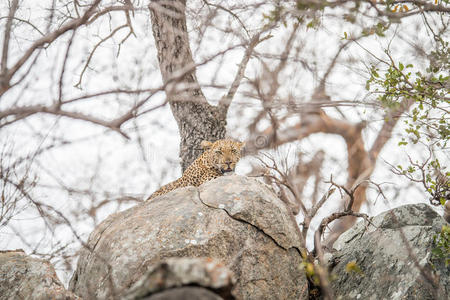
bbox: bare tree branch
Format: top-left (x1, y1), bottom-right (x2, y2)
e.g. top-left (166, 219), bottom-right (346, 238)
top-left (218, 32), bottom-right (269, 116)
top-left (1, 0), bottom-right (102, 96)
top-left (0, 0), bottom-right (19, 84)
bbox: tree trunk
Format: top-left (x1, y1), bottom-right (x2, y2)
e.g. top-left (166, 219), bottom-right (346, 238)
top-left (149, 0), bottom-right (226, 171)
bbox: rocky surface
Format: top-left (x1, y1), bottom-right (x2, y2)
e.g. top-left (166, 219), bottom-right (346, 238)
top-left (124, 257), bottom-right (234, 299)
top-left (143, 287), bottom-right (225, 300)
top-left (330, 203), bottom-right (449, 300)
top-left (69, 175), bottom-right (308, 299)
top-left (444, 200), bottom-right (450, 223)
top-left (0, 249), bottom-right (79, 300)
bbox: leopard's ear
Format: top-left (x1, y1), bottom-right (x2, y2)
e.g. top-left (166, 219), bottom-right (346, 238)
top-left (201, 140), bottom-right (213, 150)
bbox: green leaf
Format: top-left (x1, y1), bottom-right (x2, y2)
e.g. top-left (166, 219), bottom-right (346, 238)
top-left (371, 69), bottom-right (379, 78)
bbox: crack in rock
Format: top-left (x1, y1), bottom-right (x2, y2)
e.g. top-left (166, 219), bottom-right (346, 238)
top-left (196, 189), bottom-right (299, 253)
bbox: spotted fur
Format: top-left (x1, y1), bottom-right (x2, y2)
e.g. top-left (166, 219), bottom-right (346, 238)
top-left (147, 139), bottom-right (244, 200)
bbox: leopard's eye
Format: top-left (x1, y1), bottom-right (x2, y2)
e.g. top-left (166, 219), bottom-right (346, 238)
top-left (231, 149), bottom-right (238, 154)
top-left (215, 150), bottom-right (223, 155)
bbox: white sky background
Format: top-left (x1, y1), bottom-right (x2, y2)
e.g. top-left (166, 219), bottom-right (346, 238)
top-left (1, 0), bottom-right (447, 285)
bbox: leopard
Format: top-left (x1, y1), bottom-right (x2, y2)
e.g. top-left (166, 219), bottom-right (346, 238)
top-left (147, 139), bottom-right (245, 201)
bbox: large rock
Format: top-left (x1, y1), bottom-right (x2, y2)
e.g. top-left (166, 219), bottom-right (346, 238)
top-left (69, 175), bottom-right (308, 299)
top-left (124, 257), bottom-right (235, 300)
top-left (0, 250), bottom-right (79, 300)
top-left (330, 203), bottom-right (449, 300)
top-left (444, 200), bottom-right (450, 223)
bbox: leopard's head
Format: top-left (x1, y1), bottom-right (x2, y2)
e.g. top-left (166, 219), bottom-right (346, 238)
top-left (200, 139), bottom-right (245, 174)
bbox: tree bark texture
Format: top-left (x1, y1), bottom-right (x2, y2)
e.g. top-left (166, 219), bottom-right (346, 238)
top-left (149, 0), bottom-right (226, 171)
